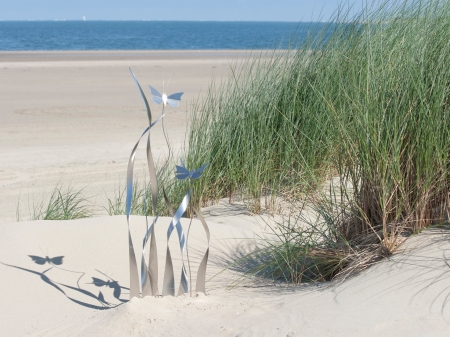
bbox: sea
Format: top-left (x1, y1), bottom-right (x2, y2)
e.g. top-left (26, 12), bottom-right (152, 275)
top-left (0, 21), bottom-right (329, 51)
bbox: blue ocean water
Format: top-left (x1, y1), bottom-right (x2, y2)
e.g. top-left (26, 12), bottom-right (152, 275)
top-left (0, 21), bottom-right (329, 51)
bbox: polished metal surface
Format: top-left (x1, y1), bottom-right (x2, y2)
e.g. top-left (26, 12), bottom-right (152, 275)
top-left (148, 84), bottom-right (184, 107)
top-left (162, 189), bottom-right (190, 296)
top-left (191, 206), bottom-right (210, 295)
top-left (127, 69), bottom-right (163, 299)
top-left (176, 158), bottom-right (209, 180)
top-left (126, 70), bottom-right (209, 300)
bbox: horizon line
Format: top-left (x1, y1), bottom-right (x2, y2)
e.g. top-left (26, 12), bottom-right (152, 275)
top-left (0, 19), bottom-right (329, 23)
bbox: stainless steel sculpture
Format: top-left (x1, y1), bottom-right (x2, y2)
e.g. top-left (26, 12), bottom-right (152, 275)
top-left (149, 85), bottom-right (184, 107)
top-left (127, 69), bottom-right (161, 299)
top-left (149, 84), bottom-right (184, 173)
top-left (127, 70), bottom-right (209, 299)
top-left (161, 159), bottom-right (209, 296)
top-left (162, 186), bottom-right (190, 296)
top-left (190, 205), bottom-right (210, 294)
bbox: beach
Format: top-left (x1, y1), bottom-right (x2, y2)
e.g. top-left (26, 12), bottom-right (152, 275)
top-left (0, 50), bottom-right (247, 224)
top-left (2, 215), bottom-right (450, 336)
top-left (1, 50), bottom-right (450, 336)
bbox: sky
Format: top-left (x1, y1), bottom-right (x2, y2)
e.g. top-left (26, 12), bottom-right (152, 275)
top-left (0, 0), bottom-right (365, 22)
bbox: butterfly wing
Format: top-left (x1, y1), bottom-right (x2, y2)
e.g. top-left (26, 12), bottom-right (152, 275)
top-left (148, 85), bottom-right (163, 104)
top-left (176, 165), bottom-right (189, 174)
top-left (97, 291), bottom-right (109, 304)
top-left (166, 99), bottom-right (180, 107)
top-left (28, 255), bottom-right (48, 265)
top-left (176, 165), bottom-right (190, 180)
top-left (191, 163), bottom-right (209, 180)
top-left (167, 92), bottom-right (184, 101)
top-left (196, 163), bottom-right (209, 173)
top-left (149, 85), bottom-right (162, 98)
top-left (167, 92), bottom-right (183, 107)
top-left (113, 284), bottom-right (121, 299)
top-left (92, 277), bottom-right (107, 287)
top-left (190, 172), bottom-right (201, 180)
top-left (49, 256), bottom-right (64, 265)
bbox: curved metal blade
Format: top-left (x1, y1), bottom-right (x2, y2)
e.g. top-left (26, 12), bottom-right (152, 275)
top-left (192, 206), bottom-right (210, 295)
top-left (162, 189), bottom-right (190, 296)
top-left (126, 127), bottom-right (150, 299)
top-left (130, 68), bottom-right (152, 125)
top-left (125, 116), bottom-right (164, 299)
top-left (162, 187), bottom-right (175, 296)
top-left (141, 216), bottom-right (158, 297)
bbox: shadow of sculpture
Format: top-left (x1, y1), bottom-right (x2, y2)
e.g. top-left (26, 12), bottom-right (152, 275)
top-left (89, 269), bottom-right (129, 303)
top-left (1, 255), bottom-right (129, 310)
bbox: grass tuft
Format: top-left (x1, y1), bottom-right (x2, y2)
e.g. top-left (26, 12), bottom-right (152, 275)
top-left (30, 184), bottom-right (94, 221)
top-left (187, 0), bottom-right (450, 284)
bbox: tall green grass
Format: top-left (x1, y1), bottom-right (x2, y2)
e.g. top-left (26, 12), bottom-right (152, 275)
top-left (27, 184), bottom-right (94, 221)
top-left (187, 0), bottom-right (450, 282)
top-left (186, 47), bottom-right (335, 212)
top-left (16, 0), bottom-right (450, 284)
top-left (318, 0), bottom-right (450, 249)
top-left (104, 161), bottom-right (191, 217)
top-left (104, 178), bottom-right (180, 217)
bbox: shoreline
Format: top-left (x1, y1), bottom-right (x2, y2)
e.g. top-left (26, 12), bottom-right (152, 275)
top-left (0, 50), bottom-right (258, 62)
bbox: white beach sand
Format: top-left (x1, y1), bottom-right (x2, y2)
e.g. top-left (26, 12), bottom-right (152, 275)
top-left (0, 50), bottom-right (244, 224)
top-left (1, 51), bottom-right (450, 336)
top-left (1, 215), bottom-right (450, 336)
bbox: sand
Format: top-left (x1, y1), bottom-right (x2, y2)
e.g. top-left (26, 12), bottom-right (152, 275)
top-left (0, 50), bottom-right (247, 224)
top-left (1, 51), bottom-right (450, 336)
top-left (1, 214), bottom-right (450, 336)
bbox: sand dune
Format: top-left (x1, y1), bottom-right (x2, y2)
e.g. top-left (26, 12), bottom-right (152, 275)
top-left (1, 51), bottom-right (450, 336)
top-left (1, 214), bottom-right (449, 336)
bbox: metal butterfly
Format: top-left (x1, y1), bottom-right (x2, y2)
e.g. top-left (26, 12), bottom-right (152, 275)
top-left (28, 255), bottom-right (64, 265)
top-left (175, 158), bottom-right (209, 181)
top-left (148, 85), bottom-right (184, 107)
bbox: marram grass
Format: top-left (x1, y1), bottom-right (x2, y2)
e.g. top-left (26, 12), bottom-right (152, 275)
top-left (186, 0), bottom-right (450, 284)
top-left (26, 184), bottom-right (94, 221)
top-left (16, 0), bottom-right (450, 286)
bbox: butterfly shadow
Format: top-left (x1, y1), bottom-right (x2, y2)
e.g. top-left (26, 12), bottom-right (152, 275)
top-left (88, 270), bottom-right (129, 304)
top-left (1, 255), bottom-right (129, 310)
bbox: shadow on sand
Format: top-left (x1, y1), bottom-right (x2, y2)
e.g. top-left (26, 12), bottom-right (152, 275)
top-left (1, 254), bottom-right (129, 310)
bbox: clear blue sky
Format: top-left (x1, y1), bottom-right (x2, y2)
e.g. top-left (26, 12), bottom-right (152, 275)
top-left (0, 0), bottom-right (364, 21)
